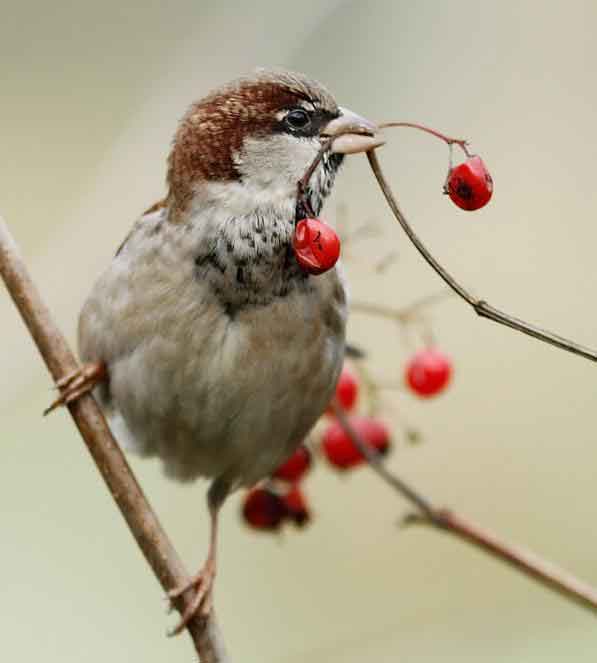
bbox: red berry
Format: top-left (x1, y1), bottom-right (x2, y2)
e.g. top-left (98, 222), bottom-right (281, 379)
top-left (242, 487), bottom-right (286, 531)
top-left (333, 365), bottom-right (359, 411)
top-left (282, 485), bottom-right (311, 526)
top-left (321, 416), bottom-right (391, 469)
top-left (445, 156), bottom-right (493, 211)
top-left (272, 445), bottom-right (312, 482)
top-left (405, 348), bottom-right (452, 397)
top-left (292, 217), bottom-right (340, 275)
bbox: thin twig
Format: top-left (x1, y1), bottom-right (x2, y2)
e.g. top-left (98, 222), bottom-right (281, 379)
top-left (351, 290), bottom-right (453, 323)
top-left (366, 149), bottom-right (597, 363)
top-left (296, 137), bottom-right (334, 218)
top-left (378, 121), bottom-right (471, 156)
top-left (0, 216), bottom-right (230, 663)
top-left (330, 401), bottom-right (597, 615)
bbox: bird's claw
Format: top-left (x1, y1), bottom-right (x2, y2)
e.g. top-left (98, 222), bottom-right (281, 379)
top-left (44, 361), bottom-right (107, 415)
top-left (167, 562), bottom-right (215, 636)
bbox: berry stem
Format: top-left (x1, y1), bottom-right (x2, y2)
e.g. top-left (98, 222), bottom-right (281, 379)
top-left (350, 290), bottom-right (453, 323)
top-left (296, 136), bottom-right (337, 220)
top-left (366, 149), bottom-right (597, 363)
top-left (379, 121), bottom-right (472, 156)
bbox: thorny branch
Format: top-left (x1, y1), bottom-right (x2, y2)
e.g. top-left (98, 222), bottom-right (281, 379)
top-left (330, 402), bottom-right (597, 615)
top-left (0, 217), bottom-right (230, 663)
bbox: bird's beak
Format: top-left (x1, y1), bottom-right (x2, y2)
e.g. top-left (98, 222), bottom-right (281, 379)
top-left (321, 107), bottom-right (385, 154)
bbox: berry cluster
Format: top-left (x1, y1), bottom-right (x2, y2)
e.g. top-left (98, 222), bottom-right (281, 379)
top-left (242, 477), bottom-right (310, 532)
top-left (241, 348), bottom-right (453, 531)
top-left (291, 148), bottom-right (492, 277)
top-left (241, 446), bottom-right (312, 531)
top-left (321, 366), bottom-right (390, 467)
top-left (241, 365), bottom-right (390, 531)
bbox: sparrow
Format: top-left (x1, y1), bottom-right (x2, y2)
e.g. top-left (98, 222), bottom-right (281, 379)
top-left (48, 68), bottom-right (384, 633)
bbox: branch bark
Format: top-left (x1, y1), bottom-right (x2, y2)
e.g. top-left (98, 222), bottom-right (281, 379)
top-left (330, 402), bottom-right (597, 615)
top-left (0, 216), bottom-right (230, 663)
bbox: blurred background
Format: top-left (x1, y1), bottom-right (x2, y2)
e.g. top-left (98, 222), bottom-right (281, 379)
top-left (3, 0), bottom-right (597, 660)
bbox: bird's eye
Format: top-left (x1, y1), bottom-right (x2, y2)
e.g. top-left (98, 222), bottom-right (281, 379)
top-left (285, 108), bottom-right (311, 131)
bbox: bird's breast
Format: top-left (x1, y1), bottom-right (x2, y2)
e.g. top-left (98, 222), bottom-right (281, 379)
top-left (79, 206), bottom-right (347, 485)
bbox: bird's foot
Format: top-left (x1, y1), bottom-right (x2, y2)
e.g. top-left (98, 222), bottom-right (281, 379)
top-left (44, 361), bottom-right (107, 415)
top-left (167, 560), bottom-right (216, 636)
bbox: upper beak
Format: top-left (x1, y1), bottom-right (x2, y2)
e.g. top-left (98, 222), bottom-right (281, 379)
top-left (321, 107), bottom-right (385, 154)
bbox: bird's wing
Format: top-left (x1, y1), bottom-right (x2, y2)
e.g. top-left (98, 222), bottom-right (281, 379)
top-left (115, 198), bottom-right (167, 256)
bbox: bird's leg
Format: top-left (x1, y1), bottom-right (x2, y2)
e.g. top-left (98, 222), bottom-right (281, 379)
top-left (167, 478), bottom-right (230, 636)
top-left (44, 361), bottom-right (107, 415)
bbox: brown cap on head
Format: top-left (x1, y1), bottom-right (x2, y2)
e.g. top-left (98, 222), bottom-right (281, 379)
top-left (166, 69), bottom-right (384, 222)
top-left (166, 69), bottom-right (340, 215)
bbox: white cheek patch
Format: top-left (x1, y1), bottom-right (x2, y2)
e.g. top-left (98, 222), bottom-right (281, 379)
top-left (236, 133), bottom-right (320, 189)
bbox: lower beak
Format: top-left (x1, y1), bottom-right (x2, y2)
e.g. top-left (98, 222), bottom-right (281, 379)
top-left (321, 107), bottom-right (385, 154)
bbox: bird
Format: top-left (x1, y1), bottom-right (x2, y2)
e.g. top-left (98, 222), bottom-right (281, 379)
top-left (47, 68), bottom-right (384, 633)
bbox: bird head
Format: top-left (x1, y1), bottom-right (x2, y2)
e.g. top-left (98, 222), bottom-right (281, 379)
top-left (166, 69), bottom-right (383, 223)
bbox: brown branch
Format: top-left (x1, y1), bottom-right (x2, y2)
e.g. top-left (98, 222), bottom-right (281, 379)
top-left (366, 149), bottom-right (597, 363)
top-left (330, 402), bottom-right (597, 615)
top-left (410, 510), bottom-right (597, 614)
top-left (0, 216), bottom-right (230, 663)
